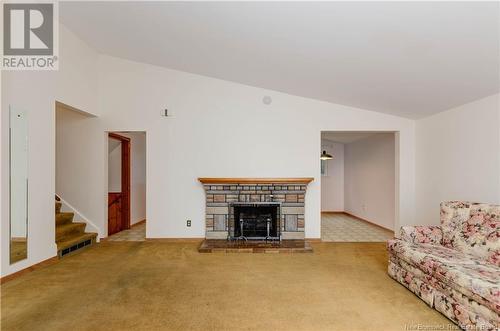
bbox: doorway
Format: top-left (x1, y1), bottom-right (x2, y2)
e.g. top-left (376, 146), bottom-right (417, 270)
top-left (107, 131), bottom-right (147, 241)
top-left (320, 131), bottom-right (397, 242)
top-left (108, 133), bottom-right (131, 235)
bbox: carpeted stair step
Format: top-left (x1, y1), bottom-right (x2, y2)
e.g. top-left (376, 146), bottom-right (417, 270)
top-left (56, 232), bottom-right (97, 253)
top-left (56, 222), bottom-right (86, 242)
top-left (55, 200), bottom-right (97, 257)
top-left (56, 212), bottom-right (74, 225)
top-left (55, 202), bottom-right (62, 213)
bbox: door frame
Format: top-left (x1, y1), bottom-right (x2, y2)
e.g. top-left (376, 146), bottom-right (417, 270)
top-left (108, 132), bottom-right (131, 234)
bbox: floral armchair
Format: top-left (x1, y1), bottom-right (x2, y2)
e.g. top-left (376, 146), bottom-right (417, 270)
top-left (387, 201), bottom-right (500, 330)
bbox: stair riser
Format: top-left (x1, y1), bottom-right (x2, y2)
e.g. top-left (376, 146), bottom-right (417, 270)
top-left (56, 213), bottom-right (74, 225)
top-left (57, 233), bottom-right (98, 253)
top-left (57, 236), bottom-right (96, 258)
top-left (55, 201), bottom-right (97, 258)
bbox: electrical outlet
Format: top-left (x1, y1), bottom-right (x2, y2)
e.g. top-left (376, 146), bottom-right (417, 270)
top-left (186, 220), bottom-right (191, 227)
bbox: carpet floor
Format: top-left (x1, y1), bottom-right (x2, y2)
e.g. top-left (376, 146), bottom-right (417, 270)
top-left (1, 242), bottom-right (453, 331)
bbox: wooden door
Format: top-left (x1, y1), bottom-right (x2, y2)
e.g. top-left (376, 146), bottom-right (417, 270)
top-left (121, 138), bottom-right (131, 231)
top-left (108, 192), bottom-right (122, 235)
top-left (108, 132), bottom-right (131, 236)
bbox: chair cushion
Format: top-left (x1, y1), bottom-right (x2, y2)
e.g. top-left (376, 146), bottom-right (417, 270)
top-left (440, 201), bottom-right (500, 265)
top-left (388, 239), bottom-right (500, 313)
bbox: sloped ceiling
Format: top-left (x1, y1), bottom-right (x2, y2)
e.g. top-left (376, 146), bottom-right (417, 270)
top-left (60, 1), bottom-right (499, 119)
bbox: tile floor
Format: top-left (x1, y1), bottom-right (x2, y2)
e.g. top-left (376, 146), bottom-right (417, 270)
top-left (321, 213), bottom-right (394, 242)
top-left (106, 221), bottom-right (146, 241)
top-left (106, 216), bottom-right (393, 243)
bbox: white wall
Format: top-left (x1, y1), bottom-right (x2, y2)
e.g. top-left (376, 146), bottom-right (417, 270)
top-left (344, 134), bottom-right (396, 230)
top-left (108, 140), bottom-right (122, 192)
top-left (321, 140), bottom-right (344, 212)
top-left (416, 94), bottom-right (500, 225)
top-left (96, 55), bottom-right (415, 240)
top-left (2, 24), bottom-right (416, 277)
top-left (2, 72), bottom-right (56, 277)
top-left (1, 24), bottom-right (99, 277)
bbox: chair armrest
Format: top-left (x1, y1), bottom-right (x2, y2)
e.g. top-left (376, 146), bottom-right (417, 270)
top-left (400, 225), bottom-right (442, 245)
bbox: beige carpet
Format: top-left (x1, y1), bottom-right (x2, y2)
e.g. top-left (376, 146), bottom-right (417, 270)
top-left (1, 242), bottom-right (453, 331)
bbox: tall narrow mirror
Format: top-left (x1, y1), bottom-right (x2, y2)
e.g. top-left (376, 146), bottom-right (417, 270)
top-left (10, 107), bottom-right (28, 264)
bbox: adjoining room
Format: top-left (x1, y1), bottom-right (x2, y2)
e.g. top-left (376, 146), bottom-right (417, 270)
top-left (320, 131), bottom-right (396, 242)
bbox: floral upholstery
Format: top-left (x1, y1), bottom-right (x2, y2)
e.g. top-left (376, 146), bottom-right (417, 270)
top-left (387, 201), bottom-right (500, 330)
top-left (434, 291), bottom-right (498, 331)
top-left (440, 201), bottom-right (500, 265)
top-left (388, 240), bottom-right (500, 313)
top-left (389, 261), bottom-right (499, 330)
top-left (400, 225), bottom-right (442, 244)
top-left (390, 257), bottom-right (499, 323)
top-left (388, 260), bottom-right (434, 306)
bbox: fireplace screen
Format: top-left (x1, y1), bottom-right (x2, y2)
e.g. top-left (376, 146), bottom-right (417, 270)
top-left (229, 203), bottom-right (281, 241)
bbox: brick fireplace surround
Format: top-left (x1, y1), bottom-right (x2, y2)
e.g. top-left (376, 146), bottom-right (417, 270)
top-left (198, 178), bottom-right (314, 240)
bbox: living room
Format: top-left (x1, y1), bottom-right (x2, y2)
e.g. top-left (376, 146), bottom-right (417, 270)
top-left (1, 2), bottom-right (499, 330)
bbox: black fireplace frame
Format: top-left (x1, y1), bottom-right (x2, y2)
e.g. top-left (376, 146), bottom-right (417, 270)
top-left (228, 202), bottom-right (282, 241)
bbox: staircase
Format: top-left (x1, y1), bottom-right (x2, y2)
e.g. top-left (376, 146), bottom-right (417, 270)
top-left (55, 199), bottom-right (97, 257)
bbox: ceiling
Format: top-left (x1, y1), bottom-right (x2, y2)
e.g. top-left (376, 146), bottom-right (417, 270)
top-left (60, 2), bottom-right (499, 119)
top-left (321, 132), bottom-right (389, 144)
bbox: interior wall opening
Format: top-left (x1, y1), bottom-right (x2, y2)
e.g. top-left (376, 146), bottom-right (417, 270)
top-left (55, 101), bottom-right (100, 256)
top-left (320, 131), bottom-right (397, 242)
top-left (106, 131), bottom-right (146, 241)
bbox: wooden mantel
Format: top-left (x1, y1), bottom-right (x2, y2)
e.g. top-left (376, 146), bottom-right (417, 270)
top-left (198, 177), bottom-right (314, 184)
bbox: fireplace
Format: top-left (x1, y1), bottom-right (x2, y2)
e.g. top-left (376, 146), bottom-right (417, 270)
top-left (229, 203), bottom-right (281, 240)
top-left (198, 178), bottom-right (313, 240)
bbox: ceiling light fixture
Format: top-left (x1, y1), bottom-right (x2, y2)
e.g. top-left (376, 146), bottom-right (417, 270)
top-left (320, 150), bottom-right (333, 160)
